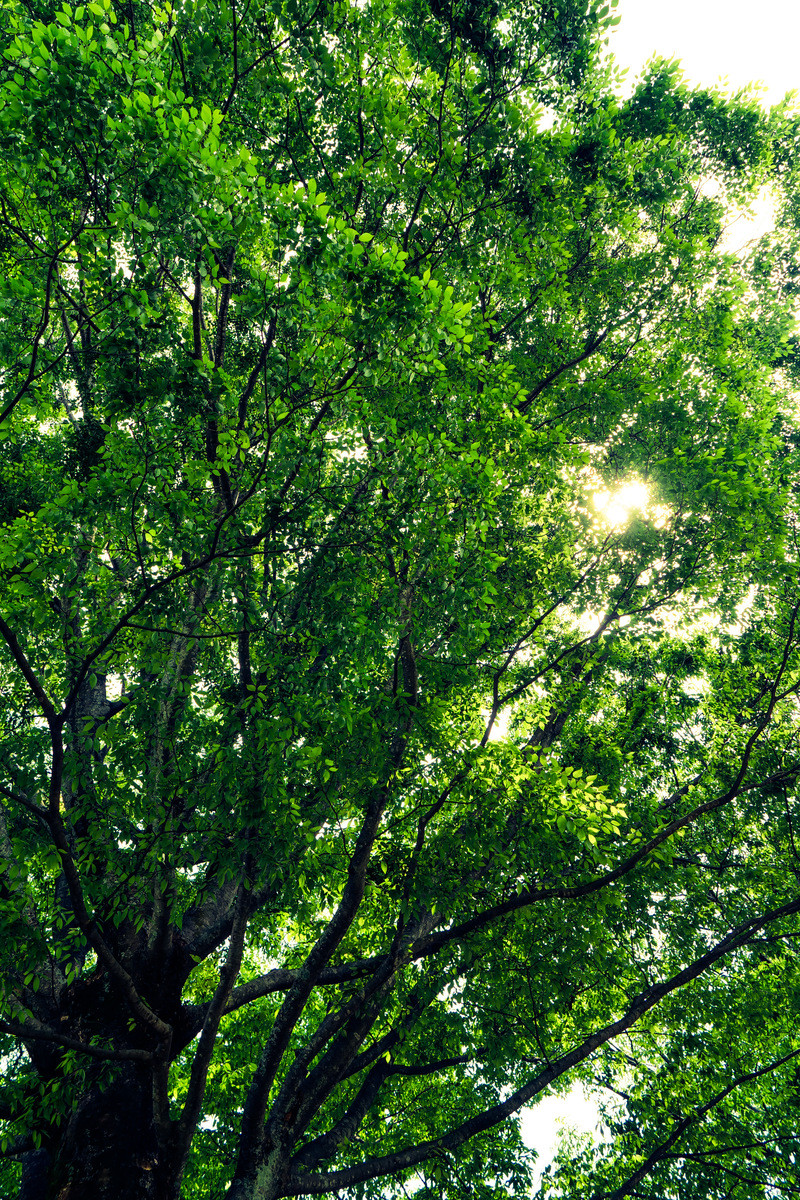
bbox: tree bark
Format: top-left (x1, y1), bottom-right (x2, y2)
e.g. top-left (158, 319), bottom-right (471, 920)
top-left (45, 1067), bottom-right (164, 1200)
top-left (19, 1150), bottom-right (50, 1200)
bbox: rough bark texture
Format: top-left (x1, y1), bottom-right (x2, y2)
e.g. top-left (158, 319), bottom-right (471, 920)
top-left (50, 1071), bottom-right (162, 1200)
top-left (19, 1151), bottom-right (50, 1200)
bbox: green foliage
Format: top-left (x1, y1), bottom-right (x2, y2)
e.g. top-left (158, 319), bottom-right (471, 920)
top-left (0, 0), bottom-right (799, 1196)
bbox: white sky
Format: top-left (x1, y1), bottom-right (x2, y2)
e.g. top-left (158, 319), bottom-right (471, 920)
top-left (521, 0), bottom-right (798, 1172)
top-left (610, 0), bottom-right (800, 107)
top-left (523, 1087), bottom-right (599, 1185)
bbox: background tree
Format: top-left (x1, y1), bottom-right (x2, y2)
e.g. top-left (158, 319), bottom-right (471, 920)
top-left (0, 0), bottom-right (799, 1196)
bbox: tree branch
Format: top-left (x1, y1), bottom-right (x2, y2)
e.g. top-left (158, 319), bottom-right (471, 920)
top-left (0, 1020), bottom-right (153, 1063)
top-left (594, 1045), bottom-right (800, 1200)
top-left (285, 892), bottom-right (800, 1193)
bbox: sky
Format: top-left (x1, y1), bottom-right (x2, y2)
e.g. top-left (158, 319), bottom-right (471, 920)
top-left (610, 0), bottom-right (800, 250)
top-left (520, 0), bottom-right (800, 1176)
top-left (611, 0), bottom-right (800, 107)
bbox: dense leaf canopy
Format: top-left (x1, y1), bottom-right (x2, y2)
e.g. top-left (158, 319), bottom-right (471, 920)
top-left (1, 0), bottom-right (800, 1196)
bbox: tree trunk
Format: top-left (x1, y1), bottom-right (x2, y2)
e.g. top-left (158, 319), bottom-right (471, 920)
top-left (43, 1067), bottom-right (166, 1200)
top-left (19, 1150), bottom-right (50, 1200)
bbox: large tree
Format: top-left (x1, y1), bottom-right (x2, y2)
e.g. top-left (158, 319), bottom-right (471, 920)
top-left (1, 0), bottom-right (800, 1195)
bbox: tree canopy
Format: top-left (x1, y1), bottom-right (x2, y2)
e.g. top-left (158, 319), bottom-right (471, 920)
top-left (2, 0), bottom-right (800, 1196)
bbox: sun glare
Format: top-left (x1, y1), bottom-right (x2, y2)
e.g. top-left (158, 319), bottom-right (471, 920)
top-left (592, 481), bottom-right (650, 526)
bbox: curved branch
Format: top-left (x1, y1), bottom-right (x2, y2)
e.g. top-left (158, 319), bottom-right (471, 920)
top-left (595, 1045), bottom-right (800, 1200)
top-left (294, 1052), bottom-right (475, 1171)
top-left (416, 656), bottom-right (800, 962)
top-left (238, 312), bottom-right (277, 428)
top-left (285, 892), bottom-right (800, 1194)
top-left (0, 240), bottom-right (69, 427)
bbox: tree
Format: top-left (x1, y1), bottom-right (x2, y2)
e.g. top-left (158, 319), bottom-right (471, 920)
top-left (1, 0), bottom-right (800, 1194)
